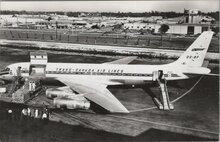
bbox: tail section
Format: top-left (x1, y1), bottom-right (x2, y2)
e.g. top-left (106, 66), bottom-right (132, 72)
top-left (173, 31), bottom-right (214, 67)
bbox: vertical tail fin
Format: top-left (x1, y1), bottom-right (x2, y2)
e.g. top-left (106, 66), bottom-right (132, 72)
top-left (173, 31), bottom-right (214, 67)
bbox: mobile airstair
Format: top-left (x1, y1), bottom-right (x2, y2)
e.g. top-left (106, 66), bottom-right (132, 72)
top-left (153, 70), bottom-right (174, 110)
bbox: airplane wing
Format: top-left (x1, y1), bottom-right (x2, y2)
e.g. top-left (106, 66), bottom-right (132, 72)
top-left (103, 56), bottom-right (137, 64)
top-left (183, 67), bottom-right (219, 76)
top-left (57, 77), bottom-right (129, 113)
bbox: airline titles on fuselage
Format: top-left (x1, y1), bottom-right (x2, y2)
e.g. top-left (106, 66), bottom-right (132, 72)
top-left (56, 68), bottom-right (124, 73)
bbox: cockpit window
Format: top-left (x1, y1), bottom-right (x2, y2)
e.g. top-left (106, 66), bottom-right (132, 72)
top-left (0, 67), bottom-right (10, 75)
top-left (1, 68), bottom-right (10, 72)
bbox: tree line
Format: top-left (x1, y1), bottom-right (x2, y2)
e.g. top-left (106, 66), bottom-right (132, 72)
top-left (0, 10), bottom-right (219, 20)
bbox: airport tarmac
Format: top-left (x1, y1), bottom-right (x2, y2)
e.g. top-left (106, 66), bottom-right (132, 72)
top-left (0, 46), bottom-right (219, 141)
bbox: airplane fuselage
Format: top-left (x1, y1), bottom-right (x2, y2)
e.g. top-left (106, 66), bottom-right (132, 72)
top-left (2, 61), bottom-right (209, 86)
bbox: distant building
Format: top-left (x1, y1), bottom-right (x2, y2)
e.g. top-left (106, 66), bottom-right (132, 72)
top-left (35, 20), bottom-right (49, 29)
top-left (53, 20), bottom-right (73, 29)
top-left (35, 19), bottom-right (73, 29)
top-left (126, 17), bottom-right (144, 23)
top-left (123, 8), bottom-right (214, 35)
top-left (72, 20), bottom-right (87, 28)
top-left (157, 17), bottom-right (185, 24)
top-left (124, 22), bottom-right (148, 30)
top-left (123, 22), bottom-right (161, 34)
top-left (123, 22), bottom-right (211, 35)
top-left (166, 24), bottom-right (210, 35)
top-left (143, 16), bottom-right (163, 23)
top-left (184, 9), bottom-right (215, 24)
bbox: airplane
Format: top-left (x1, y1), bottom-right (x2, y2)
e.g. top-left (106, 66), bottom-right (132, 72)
top-left (0, 31), bottom-right (216, 113)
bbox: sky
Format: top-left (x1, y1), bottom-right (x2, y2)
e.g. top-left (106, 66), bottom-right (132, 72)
top-left (0, 1), bottom-right (219, 13)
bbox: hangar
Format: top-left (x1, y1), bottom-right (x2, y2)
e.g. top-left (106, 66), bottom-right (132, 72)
top-left (123, 22), bottom-right (211, 35)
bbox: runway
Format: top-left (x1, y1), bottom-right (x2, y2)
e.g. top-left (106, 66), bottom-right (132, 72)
top-left (0, 39), bottom-right (218, 61)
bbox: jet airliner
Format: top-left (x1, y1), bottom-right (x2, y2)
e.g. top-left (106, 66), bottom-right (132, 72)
top-left (0, 31), bottom-right (215, 113)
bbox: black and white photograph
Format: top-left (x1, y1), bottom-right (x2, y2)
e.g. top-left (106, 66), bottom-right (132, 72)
top-left (0, 0), bottom-right (219, 141)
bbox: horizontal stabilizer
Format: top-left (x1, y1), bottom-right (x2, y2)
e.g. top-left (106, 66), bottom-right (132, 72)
top-left (205, 73), bottom-right (219, 77)
top-left (184, 73), bottom-right (219, 77)
top-left (184, 72), bottom-right (219, 77)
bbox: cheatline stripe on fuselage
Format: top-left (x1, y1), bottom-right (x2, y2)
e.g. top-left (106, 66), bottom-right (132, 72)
top-left (20, 70), bottom-right (180, 77)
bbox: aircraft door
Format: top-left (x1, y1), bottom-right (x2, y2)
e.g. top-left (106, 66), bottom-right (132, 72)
top-left (16, 67), bottom-right (21, 76)
top-left (152, 70), bottom-right (164, 81)
top-left (10, 68), bottom-right (18, 76)
top-left (29, 52), bottom-right (48, 77)
top-left (152, 71), bottom-right (158, 81)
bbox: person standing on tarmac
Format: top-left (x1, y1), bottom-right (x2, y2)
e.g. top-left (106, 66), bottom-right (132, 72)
top-left (46, 108), bottom-right (50, 120)
top-left (34, 108), bottom-right (39, 119)
top-left (21, 108), bottom-right (27, 121)
top-left (8, 109), bottom-right (13, 121)
top-left (27, 107), bottom-right (31, 117)
top-left (42, 112), bottom-right (47, 123)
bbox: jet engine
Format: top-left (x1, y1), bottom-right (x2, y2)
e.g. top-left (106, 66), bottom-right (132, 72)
top-left (46, 87), bottom-right (90, 110)
top-left (46, 87), bottom-right (77, 99)
top-left (53, 98), bottom-right (90, 110)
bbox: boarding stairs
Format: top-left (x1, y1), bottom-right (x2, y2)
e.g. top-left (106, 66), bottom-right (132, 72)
top-left (8, 76), bottom-right (22, 96)
top-left (157, 78), bottom-right (174, 110)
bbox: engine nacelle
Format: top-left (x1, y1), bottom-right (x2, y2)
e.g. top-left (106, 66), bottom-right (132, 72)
top-left (46, 88), bottom-right (76, 99)
top-left (53, 98), bottom-right (90, 110)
